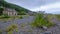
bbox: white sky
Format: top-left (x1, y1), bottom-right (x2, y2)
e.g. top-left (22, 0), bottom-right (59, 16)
top-left (5, 0), bottom-right (60, 14)
top-left (29, 2), bottom-right (60, 14)
top-left (30, 2), bottom-right (60, 11)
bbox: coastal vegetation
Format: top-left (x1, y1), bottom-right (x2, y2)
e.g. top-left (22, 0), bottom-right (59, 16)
top-left (0, 0), bottom-right (60, 34)
top-left (0, 29), bottom-right (2, 34)
top-left (0, 14), bottom-right (10, 19)
top-left (55, 14), bottom-right (60, 20)
top-left (31, 13), bottom-right (55, 28)
top-left (6, 24), bottom-right (18, 34)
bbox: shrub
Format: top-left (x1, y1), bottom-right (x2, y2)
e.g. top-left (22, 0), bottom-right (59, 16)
top-left (3, 14), bottom-right (10, 18)
top-left (31, 13), bottom-right (54, 28)
top-left (55, 14), bottom-right (60, 20)
top-left (0, 7), bottom-right (4, 16)
top-left (19, 16), bottom-right (23, 19)
top-left (0, 14), bottom-right (10, 19)
top-left (18, 11), bottom-right (26, 15)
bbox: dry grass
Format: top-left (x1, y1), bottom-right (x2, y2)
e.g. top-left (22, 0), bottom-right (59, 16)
top-left (6, 24), bottom-right (18, 34)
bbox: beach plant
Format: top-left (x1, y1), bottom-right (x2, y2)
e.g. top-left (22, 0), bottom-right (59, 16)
top-left (0, 14), bottom-right (10, 19)
top-left (3, 14), bottom-right (10, 18)
top-left (55, 14), bottom-right (60, 20)
top-left (19, 16), bottom-right (23, 19)
top-left (6, 24), bottom-right (18, 34)
top-left (31, 13), bottom-right (54, 28)
top-left (0, 29), bottom-right (2, 34)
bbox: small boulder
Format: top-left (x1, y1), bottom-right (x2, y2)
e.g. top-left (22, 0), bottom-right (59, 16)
top-left (42, 26), bottom-right (47, 30)
top-left (37, 26), bottom-right (47, 30)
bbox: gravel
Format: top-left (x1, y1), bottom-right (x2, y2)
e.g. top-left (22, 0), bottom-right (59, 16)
top-left (0, 16), bottom-right (60, 34)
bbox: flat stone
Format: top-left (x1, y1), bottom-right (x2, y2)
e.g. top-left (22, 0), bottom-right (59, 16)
top-left (42, 26), bottom-right (47, 30)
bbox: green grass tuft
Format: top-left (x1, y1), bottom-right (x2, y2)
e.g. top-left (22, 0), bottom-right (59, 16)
top-left (0, 30), bottom-right (2, 34)
top-left (55, 14), bottom-right (60, 20)
top-left (31, 13), bottom-right (55, 28)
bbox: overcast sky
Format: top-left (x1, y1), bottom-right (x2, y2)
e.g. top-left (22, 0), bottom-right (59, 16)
top-left (5, 0), bottom-right (60, 14)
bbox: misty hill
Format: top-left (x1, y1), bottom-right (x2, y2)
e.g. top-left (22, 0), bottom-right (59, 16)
top-left (0, 0), bottom-right (32, 15)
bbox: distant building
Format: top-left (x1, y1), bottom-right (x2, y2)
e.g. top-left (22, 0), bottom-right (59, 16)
top-left (3, 7), bottom-right (17, 16)
top-left (38, 11), bottom-right (45, 14)
top-left (27, 11), bottom-right (36, 16)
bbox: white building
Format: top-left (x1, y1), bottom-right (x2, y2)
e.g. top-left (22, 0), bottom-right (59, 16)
top-left (3, 7), bottom-right (17, 16)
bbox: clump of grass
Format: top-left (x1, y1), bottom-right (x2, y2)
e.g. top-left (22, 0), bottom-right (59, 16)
top-left (0, 30), bottom-right (2, 34)
top-left (55, 14), bottom-right (60, 20)
top-left (7, 31), bottom-right (13, 34)
top-left (0, 14), bottom-right (10, 19)
top-left (6, 24), bottom-right (18, 34)
top-left (3, 14), bottom-right (10, 18)
top-left (19, 16), bottom-right (23, 19)
top-left (31, 13), bottom-right (55, 28)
